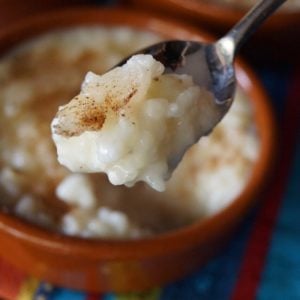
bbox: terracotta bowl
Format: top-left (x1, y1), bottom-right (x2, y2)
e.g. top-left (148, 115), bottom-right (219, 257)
top-left (0, 8), bottom-right (276, 293)
top-left (124, 0), bottom-right (300, 63)
top-left (125, 0), bottom-right (300, 32)
top-left (0, 0), bottom-right (96, 27)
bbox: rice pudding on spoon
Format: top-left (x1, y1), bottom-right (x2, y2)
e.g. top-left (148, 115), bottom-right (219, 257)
top-left (51, 0), bottom-right (284, 191)
top-left (51, 54), bottom-right (216, 191)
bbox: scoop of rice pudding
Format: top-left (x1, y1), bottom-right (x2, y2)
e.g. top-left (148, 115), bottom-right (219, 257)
top-left (51, 54), bottom-right (216, 192)
top-left (0, 27), bottom-right (259, 239)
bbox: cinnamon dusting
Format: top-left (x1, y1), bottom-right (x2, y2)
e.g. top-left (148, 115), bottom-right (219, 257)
top-left (53, 87), bottom-right (137, 137)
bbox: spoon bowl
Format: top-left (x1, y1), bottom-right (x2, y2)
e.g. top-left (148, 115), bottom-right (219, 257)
top-left (117, 39), bottom-right (234, 139)
top-left (118, 0), bottom-right (285, 136)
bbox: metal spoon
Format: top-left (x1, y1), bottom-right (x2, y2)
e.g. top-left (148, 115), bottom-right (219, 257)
top-left (117, 0), bottom-right (286, 134)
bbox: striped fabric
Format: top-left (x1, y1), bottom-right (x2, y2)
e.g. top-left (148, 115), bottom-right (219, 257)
top-left (0, 66), bottom-right (299, 300)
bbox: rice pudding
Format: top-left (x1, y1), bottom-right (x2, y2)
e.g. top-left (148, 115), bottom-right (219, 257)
top-left (0, 27), bottom-right (260, 238)
top-left (51, 54), bottom-right (217, 192)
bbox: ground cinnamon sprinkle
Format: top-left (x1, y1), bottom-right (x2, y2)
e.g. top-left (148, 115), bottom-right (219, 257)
top-left (53, 87), bottom-right (137, 137)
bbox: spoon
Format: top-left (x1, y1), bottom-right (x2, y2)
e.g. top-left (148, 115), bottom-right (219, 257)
top-left (51, 0), bottom-right (286, 191)
top-left (117, 0), bottom-right (286, 134)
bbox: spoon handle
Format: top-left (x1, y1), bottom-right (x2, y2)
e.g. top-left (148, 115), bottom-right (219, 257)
top-left (226, 0), bottom-right (287, 54)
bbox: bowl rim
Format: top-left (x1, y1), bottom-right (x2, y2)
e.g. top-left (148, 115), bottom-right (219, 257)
top-left (0, 7), bottom-right (277, 260)
top-left (126, 0), bottom-right (300, 31)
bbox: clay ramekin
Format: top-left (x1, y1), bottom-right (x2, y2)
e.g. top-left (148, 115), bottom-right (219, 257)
top-left (0, 8), bottom-right (276, 293)
top-left (125, 0), bottom-right (300, 33)
top-left (0, 0), bottom-right (96, 27)
top-left (124, 0), bottom-right (300, 63)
